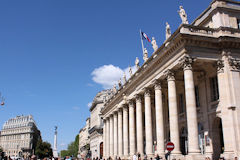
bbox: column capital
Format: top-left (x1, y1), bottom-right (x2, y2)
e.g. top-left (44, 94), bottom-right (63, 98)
top-left (154, 80), bottom-right (162, 90)
top-left (144, 88), bottom-right (151, 97)
top-left (135, 94), bottom-right (142, 103)
top-left (117, 107), bottom-right (123, 112)
top-left (122, 104), bottom-right (128, 110)
top-left (179, 55), bottom-right (194, 70)
top-left (128, 99), bottom-right (135, 107)
top-left (164, 69), bottom-right (175, 81)
top-left (113, 110), bottom-right (118, 115)
top-left (228, 57), bottom-right (240, 71)
top-left (217, 59), bottom-right (224, 73)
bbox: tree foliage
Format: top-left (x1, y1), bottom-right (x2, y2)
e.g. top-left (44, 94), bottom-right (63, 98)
top-left (60, 150), bottom-right (69, 158)
top-left (60, 134), bottom-right (79, 158)
top-left (35, 139), bottom-right (53, 159)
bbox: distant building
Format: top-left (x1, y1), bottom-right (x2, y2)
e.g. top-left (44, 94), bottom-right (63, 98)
top-left (0, 115), bottom-right (41, 158)
top-left (89, 90), bottom-right (113, 159)
top-left (78, 118), bottom-right (90, 158)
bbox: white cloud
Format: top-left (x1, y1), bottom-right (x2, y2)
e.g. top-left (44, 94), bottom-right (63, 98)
top-left (91, 64), bottom-right (137, 89)
top-left (72, 106), bottom-right (80, 110)
top-left (60, 143), bottom-right (66, 147)
top-left (87, 102), bottom-right (92, 108)
top-left (87, 83), bottom-right (94, 87)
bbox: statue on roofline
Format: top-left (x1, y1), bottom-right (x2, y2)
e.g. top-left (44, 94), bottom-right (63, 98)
top-left (143, 48), bottom-right (148, 62)
top-left (135, 57), bottom-right (140, 69)
top-left (166, 22), bottom-right (171, 40)
top-left (178, 6), bottom-right (189, 24)
top-left (129, 66), bottom-right (133, 77)
top-left (123, 73), bottom-right (127, 84)
top-left (118, 79), bottom-right (122, 88)
top-left (151, 37), bottom-right (158, 52)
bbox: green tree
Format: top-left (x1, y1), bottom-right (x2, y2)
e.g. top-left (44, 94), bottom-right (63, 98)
top-left (60, 150), bottom-right (69, 157)
top-left (35, 139), bottom-right (53, 159)
top-left (0, 146), bottom-right (3, 153)
top-left (67, 135), bottom-right (79, 157)
top-left (60, 134), bottom-right (79, 158)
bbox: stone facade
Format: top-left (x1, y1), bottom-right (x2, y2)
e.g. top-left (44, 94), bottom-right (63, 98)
top-left (89, 90), bottom-right (113, 159)
top-left (78, 118), bottom-right (91, 158)
top-left (101, 0), bottom-right (240, 160)
top-left (0, 115), bottom-right (41, 158)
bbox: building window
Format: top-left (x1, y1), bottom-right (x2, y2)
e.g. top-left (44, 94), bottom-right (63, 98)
top-left (179, 94), bottom-right (185, 113)
top-left (210, 76), bottom-right (219, 102)
top-left (195, 86), bottom-right (200, 107)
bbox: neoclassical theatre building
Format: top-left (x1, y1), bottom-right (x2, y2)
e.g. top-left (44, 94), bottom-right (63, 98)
top-left (101, 0), bottom-right (240, 160)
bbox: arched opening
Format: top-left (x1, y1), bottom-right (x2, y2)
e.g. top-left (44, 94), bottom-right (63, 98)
top-left (180, 127), bottom-right (188, 155)
top-left (100, 142), bottom-right (103, 159)
top-left (212, 117), bottom-right (224, 160)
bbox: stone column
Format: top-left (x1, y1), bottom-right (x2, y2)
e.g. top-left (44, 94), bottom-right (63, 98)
top-left (105, 118), bottom-right (110, 157)
top-left (129, 100), bottom-right (136, 156)
top-left (110, 115), bottom-right (114, 157)
top-left (136, 94), bottom-right (144, 155)
top-left (216, 52), bottom-right (239, 158)
top-left (114, 112), bottom-right (118, 157)
top-left (123, 105), bottom-right (129, 157)
top-left (154, 81), bottom-right (165, 156)
top-left (103, 119), bottom-right (106, 158)
top-left (118, 108), bottom-right (123, 157)
top-left (165, 70), bottom-right (181, 155)
top-left (107, 117), bottom-right (110, 157)
top-left (144, 88), bottom-right (153, 156)
top-left (180, 55), bottom-right (201, 154)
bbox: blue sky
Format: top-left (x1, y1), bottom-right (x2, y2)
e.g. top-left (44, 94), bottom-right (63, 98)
top-left (0, 0), bottom-right (212, 150)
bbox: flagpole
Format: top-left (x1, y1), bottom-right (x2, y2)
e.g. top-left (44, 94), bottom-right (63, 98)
top-left (139, 29), bottom-right (145, 55)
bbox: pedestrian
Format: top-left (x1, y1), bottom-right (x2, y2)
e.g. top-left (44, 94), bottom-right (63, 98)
top-left (133, 153), bottom-right (137, 160)
top-left (137, 153), bottom-right (141, 160)
top-left (118, 157), bottom-right (121, 160)
top-left (155, 154), bottom-right (160, 160)
top-left (143, 155), bottom-right (147, 160)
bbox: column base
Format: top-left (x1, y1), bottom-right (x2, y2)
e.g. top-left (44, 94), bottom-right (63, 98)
top-left (146, 153), bottom-right (155, 159)
top-left (185, 154), bottom-right (205, 160)
top-left (169, 154), bottom-right (184, 160)
top-left (155, 152), bottom-right (165, 160)
top-left (171, 150), bottom-right (182, 155)
top-left (221, 151), bottom-right (235, 160)
top-left (122, 155), bottom-right (130, 160)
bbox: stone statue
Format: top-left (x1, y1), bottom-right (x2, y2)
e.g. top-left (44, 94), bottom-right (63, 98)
top-left (123, 73), bottom-right (127, 84)
top-left (135, 57), bottom-right (140, 69)
top-left (151, 37), bottom-right (158, 52)
top-left (143, 48), bottom-right (148, 62)
top-left (118, 79), bottom-right (122, 88)
top-left (129, 66), bottom-right (133, 77)
top-left (113, 84), bottom-right (117, 93)
top-left (166, 22), bottom-right (171, 40)
top-left (178, 6), bottom-right (189, 24)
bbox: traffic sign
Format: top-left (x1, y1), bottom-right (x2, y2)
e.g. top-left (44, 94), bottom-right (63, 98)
top-left (166, 142), bottom-right (175, 151)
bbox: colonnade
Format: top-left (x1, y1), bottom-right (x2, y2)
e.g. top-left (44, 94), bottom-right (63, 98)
top-left (103, 56), bottom-right (201, 158)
